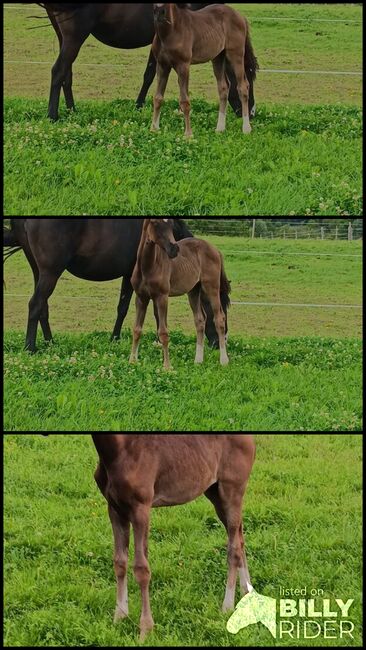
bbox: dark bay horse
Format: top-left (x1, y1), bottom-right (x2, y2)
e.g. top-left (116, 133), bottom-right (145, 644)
top-left (152, 4), bottom-right (252, 137)
top-left (131, 219), bottom-right (230, 369)
top-left (43, 434), bottom-right (256, 640)
top-left (3, 219), bottom-right (230, 352)
top-left (35, 3), bottom-right (258, 121)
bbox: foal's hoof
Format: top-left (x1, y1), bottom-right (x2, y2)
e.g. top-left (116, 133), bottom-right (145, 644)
top-left (114, 607), bottom-right (129, 623)
top-left (150, 126), bottom-right (160, 133)
top-left (243, 124), bottom-right (252, 135)
top-left (139, 619), bottom-right (154, 642)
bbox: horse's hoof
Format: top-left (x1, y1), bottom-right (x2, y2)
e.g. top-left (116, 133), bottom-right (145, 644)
top-left (114, 608), bottom-right (128, 623)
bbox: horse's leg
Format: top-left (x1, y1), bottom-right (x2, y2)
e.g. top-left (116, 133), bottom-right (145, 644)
top-left (176, 62), bottom-right (192, 138)
top-left (130, 295), bottom-right (150, 363)
top-left (25, 271), bottom-right (61, 353)
top-left (154, 294), bottom-right (171, 370)
top-left (226, 60), bottom-right (242, 118)
top-left (24, 250), bottom-right (53, 343)
top-left (47, 10), bottom-right (75, 111)
top-left (136, 49), bottom-right (157, 110)
top-left (188, 287), bottom-right (207, 364)
top-left (238, 521), bottom-right (253, 596)
top-left (212, 54), bottom-right (230, 133)
top-left (130, 503), bottom-right (154, 641)
top-left (108, 505), bottom-right (131, 623)
top-left (48, 37), bottom-right (87, 121)
top-left (202, 286), bottom-right (229, 366)
top-left (151, 63), bottom-right (171, 132)
top-left (225, 49), bottom-right (251, 134)
top-left (111, 277), bottom-right (134, 341)
top-left (205, 482), bottom-right (250, 611)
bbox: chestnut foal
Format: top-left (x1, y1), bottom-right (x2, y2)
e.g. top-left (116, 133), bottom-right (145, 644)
top-left (130, 219), bottom-right (230, 369)
top-left (93, 434), bottom-right (256, 640)
top-left (151, 3), bottom-right (253, 137)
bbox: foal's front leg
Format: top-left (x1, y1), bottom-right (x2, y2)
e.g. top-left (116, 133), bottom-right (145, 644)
top-left (130, 295), bottom-right (150, 363)
top-left (151, 62), bottom-right (171, 132)
top-left (131, 503), bottom-right (154, 641)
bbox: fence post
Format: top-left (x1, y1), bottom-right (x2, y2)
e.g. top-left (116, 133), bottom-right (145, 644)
top-left (321, 227), bottom-right (325, 240)
top-left (348, 222), bottom-right (353, 242)
top-left (335, 226), bottom-right (338, 241)
top-left (252, 219), bottom-right (256, 239)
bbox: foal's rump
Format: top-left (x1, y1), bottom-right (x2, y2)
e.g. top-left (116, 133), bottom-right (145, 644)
top-left (188, 4), bottom-right (248, 64)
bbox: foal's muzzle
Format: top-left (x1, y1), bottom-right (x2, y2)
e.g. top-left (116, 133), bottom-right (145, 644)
top-left (167, 243), bottom-right (180, 259)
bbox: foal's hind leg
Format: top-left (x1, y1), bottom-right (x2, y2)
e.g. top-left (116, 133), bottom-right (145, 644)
top-left (109, 505), bottom-right (131, 623)
top-left (225, 48), bottom-right (251, 134)
top-left (212, 54), bottom-right (230, 133)
top-left (175, 62), bottom-right (192, 138)
top-left (154, 294), bottom-right (171, 370)
top-left (202, 286), bottom-right (229, 366)
top-left (205, 483), bottom-right (251, 612)
top-left (188, 287), bottom-right (207, 364)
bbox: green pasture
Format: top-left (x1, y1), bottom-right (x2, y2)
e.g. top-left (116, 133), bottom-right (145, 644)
top-left (3, 236), bottom-right (363, 339)
top-left (4, 3), bottom-right (363, 217)
top-left (3, 100), bottom-right (362, 216)
top-left (4, 236), bottom-right (362, 432)
top-left (4, 434), bottom-right (363, 646)
top-left (3, 331), bottom-right (362, 432)
top-left (4, 3), bottom-right (363, 106)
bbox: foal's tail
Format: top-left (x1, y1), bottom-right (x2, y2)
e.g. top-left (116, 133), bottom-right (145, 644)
top-left (244, 24), bottom-right (259, 86)
top-left (220, 258), bottom-right (231, 314)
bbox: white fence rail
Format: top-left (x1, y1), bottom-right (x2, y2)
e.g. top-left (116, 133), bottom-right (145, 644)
top-left (185, 220), bottom-right (363, 241)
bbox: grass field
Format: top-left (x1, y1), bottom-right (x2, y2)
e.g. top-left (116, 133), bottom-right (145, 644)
top-left (4, 3), bottom-right (362, 106)
top-left (3, 237), bottom-right (363, 432)
top-left (4, 434), bottom-right (363, 647)
top-left (4, 100), bottom-right (362, 217)
top-left (4, 237), bottom-right (363, 338)
top-left (4, 3), bottom-right (363, 217)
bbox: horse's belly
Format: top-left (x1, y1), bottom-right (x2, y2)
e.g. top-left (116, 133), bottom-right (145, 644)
top-left (192, 39), bottom-right (226, 65)
top-left (153, 476), bottom-right (217, 507)
top-left (67, 257), bottom-right (124, 281)
top-left (169, 257), bottom-right (200, 295)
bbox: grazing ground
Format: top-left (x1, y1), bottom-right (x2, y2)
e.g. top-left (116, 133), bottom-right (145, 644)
top-left (4, 3), bottom-right (362, 106)
top-left (3, 332), bottom-right (362, 432)
top-left (4, 237), bottom-right (363, 338)
top-left (3, 3), bottom-right (362, 217)
top-left (4, 433), bottom-right (363, 646)
top-left (4, 100), bottom-right (362, 217)
top-left (4, 236), bottom-right (362, 432)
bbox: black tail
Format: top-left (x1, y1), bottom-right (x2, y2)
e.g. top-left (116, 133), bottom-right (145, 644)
top-left (245, 28), bottom-right (259, 85)
top-left (3, 221), bottom-right (22, 262)
top-left (220, 263), bottom-right (231, 314)
top-left (36, 3), bottom-right (84, 11)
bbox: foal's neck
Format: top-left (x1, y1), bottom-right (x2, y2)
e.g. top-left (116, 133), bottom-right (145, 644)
top-left (141, 240), bottom-right (170, 275)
